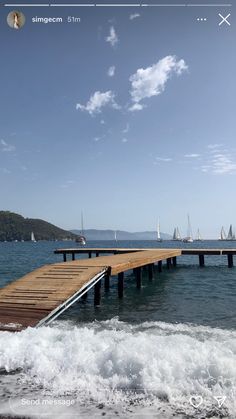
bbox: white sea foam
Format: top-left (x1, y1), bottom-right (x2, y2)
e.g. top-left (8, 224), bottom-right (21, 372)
top-left (0, 318), bottom-right (236, 418)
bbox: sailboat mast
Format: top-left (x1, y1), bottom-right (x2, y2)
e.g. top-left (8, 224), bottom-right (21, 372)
top-left (81, 211), bottom-right (84, 236)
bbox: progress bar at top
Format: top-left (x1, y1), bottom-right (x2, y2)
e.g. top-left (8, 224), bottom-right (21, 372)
top-left (3, 3), bottom-right (232, 6)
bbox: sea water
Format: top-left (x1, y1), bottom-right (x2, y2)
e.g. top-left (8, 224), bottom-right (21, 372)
top-left (0, 241), bottom-right (236, 418)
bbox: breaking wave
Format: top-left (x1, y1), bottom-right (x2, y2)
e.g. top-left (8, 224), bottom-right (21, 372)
top-left (0, 318), bottom-right (236, 418)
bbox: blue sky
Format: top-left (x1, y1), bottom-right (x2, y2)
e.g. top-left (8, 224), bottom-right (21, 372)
top-left (0, 2), bottom-right (235, 238)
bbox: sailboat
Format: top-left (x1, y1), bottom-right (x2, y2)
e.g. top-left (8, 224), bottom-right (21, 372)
top-left (157, 219), bottom-right (162, 242)
top-left (196, 228), bottom-right (203, 241)
top-left (114, 230), bottom-right (117, 242)
top-left (172, 227), bottom-right (181, 241)
top-left (218, 226), bottom-right (226, 241)
top-left (75, 212), bottom-right (86, 245)
top-left (226, 224), bottom-right (235, 241)
top-left (31, 231), bottom-right (36, 242)
top-left (182, 215), bottom-right (194, 243)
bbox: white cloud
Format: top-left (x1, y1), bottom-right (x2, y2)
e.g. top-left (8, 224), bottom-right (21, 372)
top-left (106, 26), bottom-right (118, 47)
top-left (100, 119), bottom-right (105, 124)
top-left (122, 138), bottom-right (128, 143)
top-left (93, 137), bottom-right (101, 142)
top-left (201, 149), bottom-right (236, 175)
top-left (184, 153), bottom-right (200, 158)
top-left (207, 143), bottom-right (223, 150)
top-left (107, 65), bottom-right (115, 77)
top-left (122, 123), bottom-right (130, 134)
top-left (129, 55), bottom-right (188, 111)
top-left (0, 139), bottom-right (15, 152)
top-left (155, 157), bottom-right (172, 162)
top-left (76, 91), bottom-right (119, 115)
top-left (129, 13), bottom-right (140, 20)
top-left (60, 180), bottom-right (75, 189)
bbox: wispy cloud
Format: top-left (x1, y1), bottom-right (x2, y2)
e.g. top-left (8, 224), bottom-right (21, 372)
top-left (76, 91), bottom-right (120, 115)
top-left (184, 153), bottom-right (200, 158)
top-left (122, 123), bottom-right (130, 134)
top-left (106, 26), bottom-right (118, 48)
top-left (129, 13), bottom-right (140, 20)
top-left (60, 180), bottom-right (75, 189)
top-left (0, 139), bottom-right (16, 152)
top-left (128, 55), bottom-right (188, 111)
top-left (107, 65), bottom-right (115, 77)
top-left (199, 145), bottom-right (236, 175)
top-left (155, 157), bottom-right (172, 162)
top-left (207, 143), bottom-right (223, 150)
top-left (0, 167), bottom-right (11, 174)
top-left (122, 138), bottom-right (128, 143)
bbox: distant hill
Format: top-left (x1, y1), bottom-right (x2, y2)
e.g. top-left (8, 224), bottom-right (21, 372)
top-left (71, 229), bottom-right (171, 240)
top-left (0, 211), bottom-right (77, 242)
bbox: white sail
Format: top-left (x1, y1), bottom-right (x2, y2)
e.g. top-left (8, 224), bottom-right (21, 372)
top-left (196, 228), bottom-right (202, 241)
top-left (173, 227), bottom-right (181, 241)
top-left (183, 215), bottom-right (193, 243)
top-left (157, 219), bottom-right (162, 241)
top-left (114, 230), bottom-right (117, 241)
top-left (176, 227), bottom-right (181, 240)
top-left (172, 227), bottom-right (177, 240)
top-left (31, 231), bottom-right (36, 242)
top-left (227, 224), bottom-right (235, 240)
top-left (219, 227), bottom-right (226, 240)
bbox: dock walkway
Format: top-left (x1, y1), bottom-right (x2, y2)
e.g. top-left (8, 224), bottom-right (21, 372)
top-left (0, 249), bottom-right (180, 332)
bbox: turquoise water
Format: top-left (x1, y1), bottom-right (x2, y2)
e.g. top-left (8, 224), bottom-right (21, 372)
top-left (0, 241), bottom-right (236, 418)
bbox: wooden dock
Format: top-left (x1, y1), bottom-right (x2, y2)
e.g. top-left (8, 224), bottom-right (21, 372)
top-left (0, 249), bottom-right (180, 332)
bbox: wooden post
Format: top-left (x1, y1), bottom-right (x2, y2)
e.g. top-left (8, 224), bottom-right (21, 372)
top-left (199, 254), bottom-right (205, 267)
top-left (72, 252), bottom-right (75, 261)
top-left (135, 267), bottom-right (142, 289)
top-left (166, 258), bottom-right (172, 269)
top-left (96, 252), bottom-right (99, 258)
top-left (228, 254), bottom-right (233, 268)
top-left (118, 272), bottom-right (124, 298)
top-left (94, 280), bottom-right (101, 306)
top-left (104, 273), bottom-right (110, 290)
top-left (172, 256), bottom-right (177, 267)
top-left (148, 264), bottom-right (154, 280)
top-left (89, 252), bottom-right (92, 258)
top-left (63, 253), bottom-right (67, 262)
top-left (158, 260), bottom-right (162, 273)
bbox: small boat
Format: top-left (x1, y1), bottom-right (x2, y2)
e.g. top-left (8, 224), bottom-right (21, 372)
top-left (218, 226), bottom-right (226, 240)
top-left (182, 215), bottom-right (194, 243)
top-left (157, 219), bottom-right (162, 242)
top-left (31, 231), bottom-right (36, 242)
top-left (114, 230), bottom-right (117, 242)
top-left (196, 228), bottom-right (203, 241)
top-left (226, 224), bottom-right (235, 241)
top-left (172, 227), bottom-right (181, 241)
top-left (75, 211), bottom-right (86, 246)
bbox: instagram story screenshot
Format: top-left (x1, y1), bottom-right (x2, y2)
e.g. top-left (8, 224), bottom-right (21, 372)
top-left (0, 0), bottom-right (235, 418)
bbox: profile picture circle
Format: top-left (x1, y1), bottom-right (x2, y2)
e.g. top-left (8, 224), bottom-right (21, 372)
top-left (7, 10), bottom-right (25, 29)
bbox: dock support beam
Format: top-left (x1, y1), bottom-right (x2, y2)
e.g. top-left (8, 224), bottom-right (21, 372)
top-left (63, 253), bottom-right (67, 262)
top-left (72, 253), bottom-right (75, 261)
top-left (166, 258), bottom-right (172, 269)
top-left (228, 254), bottom-right (234, 268)
top-left (89, 252), bottom-right (92, 258)
top-left (94, 280), bottom-right (101, 306)
top-left (134, 268), bottom-right (142, 289)
top-left (118, 272), bottom-right (124, 298)
top-left (104, 273), bottom-right (110, 290)
top-left (158, 260), bottom-right (162, 273)
top-left (96, 252), bottom-right (99, 258)
top-left (172, 257), bottom-right (177, 267)
top-left (148, 263), bottom-right (154, 280)
top-left (199, 254), bottom-right (205, 267)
